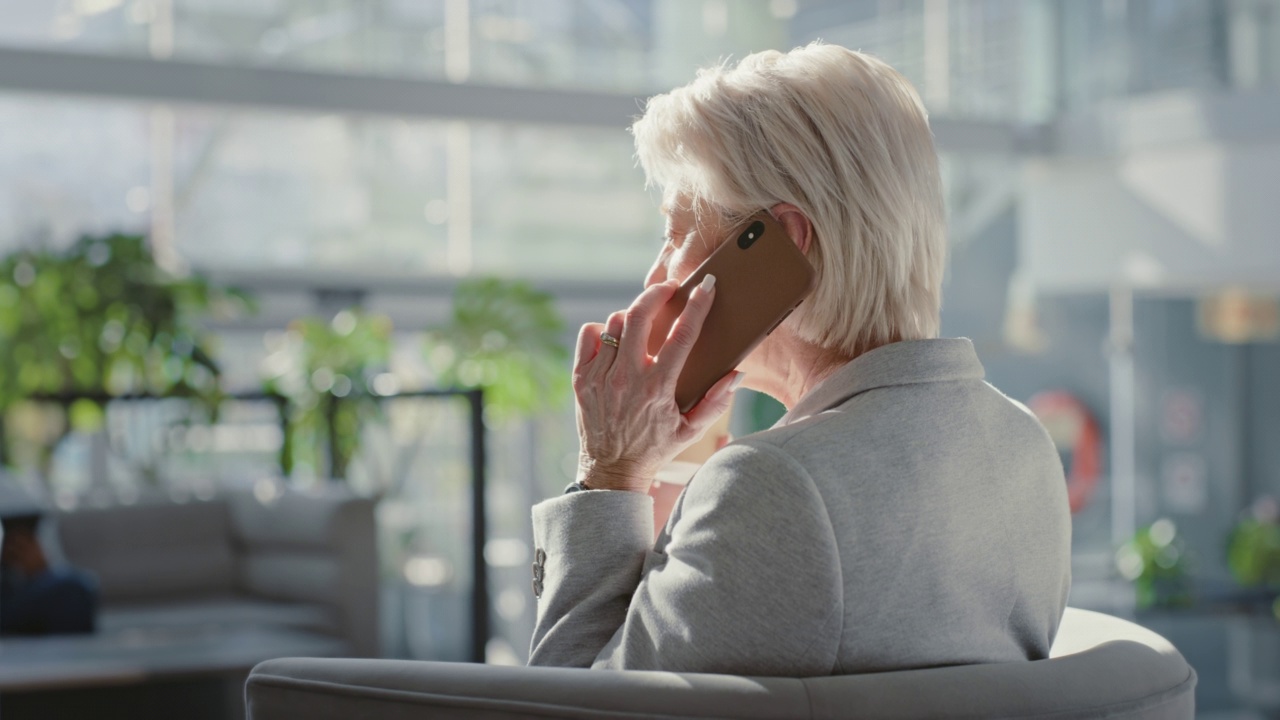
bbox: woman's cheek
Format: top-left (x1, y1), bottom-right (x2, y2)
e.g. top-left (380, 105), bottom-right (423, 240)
top-left (671, 253), bottom-right (702, 285)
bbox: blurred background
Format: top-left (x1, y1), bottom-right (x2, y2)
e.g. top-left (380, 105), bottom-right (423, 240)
top-left (0, 0), bottom-right (1278, 718)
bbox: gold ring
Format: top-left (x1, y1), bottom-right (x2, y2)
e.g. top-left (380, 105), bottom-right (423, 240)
top-left (600, 332), bottom-right (620, 349)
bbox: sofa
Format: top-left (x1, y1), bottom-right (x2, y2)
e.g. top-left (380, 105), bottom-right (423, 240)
top-left (246, 607), bottom-right (1195, 719)
top-left (0, 485), bottom-right (377, 719)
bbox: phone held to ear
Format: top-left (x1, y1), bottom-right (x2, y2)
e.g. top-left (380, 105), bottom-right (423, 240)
top-left (647, 211), bottom-right (816, 413)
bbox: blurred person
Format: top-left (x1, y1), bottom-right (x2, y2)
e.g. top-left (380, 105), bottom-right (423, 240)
top-left (528, 43), bottom-right (1071, 675)
top-left (1, 512), bottom-right (97, 636)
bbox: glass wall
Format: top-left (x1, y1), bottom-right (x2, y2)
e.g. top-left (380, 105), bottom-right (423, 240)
top-left (793, 0), bottom-right (1057, 122)
top-left (796, 0), bottom-right (1280, 120)
top-left (0, 96), bottom-right (150, 248)
top-left (0, 95), bottom-right (661, 280)
top-left (0, 0), bottom-right (791, 93)
top-left (5, 0), bottom-right (1280, 681)
top-left (1058, 0), bottom-right (1280, 110)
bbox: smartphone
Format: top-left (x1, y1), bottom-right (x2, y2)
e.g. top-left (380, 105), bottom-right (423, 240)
top-left (646, 211), bottom-right (816, 413)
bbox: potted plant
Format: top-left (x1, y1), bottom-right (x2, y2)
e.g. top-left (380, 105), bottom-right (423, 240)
top-left (1116, 518), bottom-right (1193, 610)
top-left (1227, 497), bottom-right (1280, 594)
top-left (261, 309), bottom-right (393, 481)
top-left (0, 234), bottom-right (250, 489)
top-left (423, 277), bottom-right (570, 420)
top-left (262, 278), bottom-right (571, 485)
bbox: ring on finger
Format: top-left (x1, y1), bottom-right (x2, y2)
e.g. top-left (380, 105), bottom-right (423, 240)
top-left (600, 332), bottom-right (620, 349)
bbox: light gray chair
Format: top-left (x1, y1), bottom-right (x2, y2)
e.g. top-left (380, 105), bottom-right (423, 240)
top-left (245, 607), bottom-right (1195, 719)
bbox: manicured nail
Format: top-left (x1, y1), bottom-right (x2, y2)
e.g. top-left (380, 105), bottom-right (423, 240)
top-left (700, 274), bottom-right (716, 292)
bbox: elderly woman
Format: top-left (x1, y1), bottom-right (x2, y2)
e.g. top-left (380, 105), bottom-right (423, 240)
top-left (528, 43), bottom-right (1071, 676)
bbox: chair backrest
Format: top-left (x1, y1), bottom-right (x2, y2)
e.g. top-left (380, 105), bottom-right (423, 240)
top-left (56, 499), bottom-right (237, 603)
top-left (246, 608), bottom-right (1196, 719)
top-left (799, 608), bottom-right (1195, 718)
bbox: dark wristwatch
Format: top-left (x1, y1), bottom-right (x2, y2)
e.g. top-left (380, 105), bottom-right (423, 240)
top-left (562, 480), bottom-right (589, 494)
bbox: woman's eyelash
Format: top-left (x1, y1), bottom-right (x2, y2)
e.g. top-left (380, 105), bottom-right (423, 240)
top-left (665, 230), bottom-right (690, 246)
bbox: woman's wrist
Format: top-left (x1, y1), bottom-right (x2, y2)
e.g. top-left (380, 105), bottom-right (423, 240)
top-left (576, 458), bottom-right (652, 493)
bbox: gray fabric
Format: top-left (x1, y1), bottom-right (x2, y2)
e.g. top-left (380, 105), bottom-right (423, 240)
top-left (800, 610), bottom-right (1195, 720)
top-left (229, 487), bottom-right (353, 551)
top-left (327, 494), bottom-right (381, 657)
top-left (2, 489), bottom-right (378, 695)
top-left (229, 489), bottom-right (381, 658)
top-left (56, 500), bottom-right (237, 602)
top-left (50, 489), bottom-right (378, 657)
top-left (99, 596), bottom-right (339, 635)
top-left (247, 658), bottom-right (807, 720)
top-left (240, 554), bottom-right (340, 606)
top-left (245, 608), bottom-right (1196, 720)
top-left (530, 338), bottom-right (1072, 675)
top-left (3, 625), bottom-right (349, 693)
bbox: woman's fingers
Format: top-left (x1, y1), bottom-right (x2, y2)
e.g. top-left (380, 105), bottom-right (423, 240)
top-left (657, 274), bottom-right (717, 384)
top-left (573, 322), bottom-right (606, 388)
top-left (619, 280), bottom-right (679, 361)
top-left (682, 370), bottom-right (742, 429)
top-left (574, 323), bottom-right (604, 365)
top-left (600, 312), bottom-right (625, 358)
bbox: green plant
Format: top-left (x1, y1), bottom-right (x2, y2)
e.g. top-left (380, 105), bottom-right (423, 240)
top-left (263, 309), bottom-right (392, 480)
top-left (260, 279), bottom-right (569, 483)
top-left (1116, 518), bottom-right (1192, 610)
top-left (0, 234), bottom-right (250, 478)
top-left (1227, 497), bottom-right (1280, 588)
top-left (424, 277), bottom-right (569, 420)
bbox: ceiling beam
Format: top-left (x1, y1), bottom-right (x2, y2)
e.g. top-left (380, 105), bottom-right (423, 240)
top-left (0, 46), bottom-right (1036, 153)
top-left (1046, 88), bottom-right (1280, 156)
top-left (0, 45), bottom-right (647, 128)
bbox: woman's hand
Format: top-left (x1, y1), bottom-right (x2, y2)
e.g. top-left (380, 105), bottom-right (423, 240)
top-left (572, 275), bottom-right (741, 493)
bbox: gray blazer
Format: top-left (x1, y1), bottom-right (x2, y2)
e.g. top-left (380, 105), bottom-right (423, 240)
top-left (529, 338), bottom-right (1072, 676)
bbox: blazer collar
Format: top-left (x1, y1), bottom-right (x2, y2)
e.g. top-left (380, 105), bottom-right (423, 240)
top-left (778, 338), bottom-right (985, 425)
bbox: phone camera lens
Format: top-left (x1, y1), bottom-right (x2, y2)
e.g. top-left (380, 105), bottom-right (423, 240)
top-left (737, 221), bottom-right (765, 249)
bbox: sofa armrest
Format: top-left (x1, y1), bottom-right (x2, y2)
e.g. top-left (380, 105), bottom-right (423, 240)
top-left (246, 658), bottom-right (806, 720)
top-left (229, 487), bottom-right (379, 657)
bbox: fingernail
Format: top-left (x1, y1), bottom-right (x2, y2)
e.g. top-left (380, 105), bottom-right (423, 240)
top-left (700, 274), bottom-right (716, 292)
top-left (729, 373), bottom-right (744, 391)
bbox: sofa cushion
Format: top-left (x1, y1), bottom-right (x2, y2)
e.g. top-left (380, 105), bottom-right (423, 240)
top-left (239, 553), bottom-right (340, 607)
top-left (99, 596), bottom-right (340, 636)
top-left (228, 488), bottom-right (345, 551)
top-left (227, 488), bottom-right (374, 617)
top-left (55, 500), bottom-right (236, 603)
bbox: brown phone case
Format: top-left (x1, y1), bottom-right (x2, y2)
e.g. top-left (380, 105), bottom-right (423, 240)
top-left (647, 212), bottom-right (816, 413)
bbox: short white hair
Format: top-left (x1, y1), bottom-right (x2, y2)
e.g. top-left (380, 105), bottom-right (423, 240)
top-left (632, 43), bottom-right (947, 356)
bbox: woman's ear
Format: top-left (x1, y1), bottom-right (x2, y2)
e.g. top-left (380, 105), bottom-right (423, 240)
top-left (769, 202), bottom-right (813, 255)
